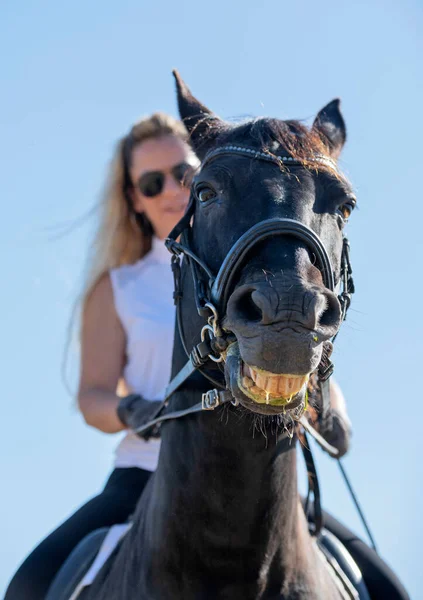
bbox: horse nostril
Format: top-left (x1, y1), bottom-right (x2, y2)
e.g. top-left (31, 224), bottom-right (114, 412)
top-left (235, 290), bottom-right (263, 323)
top-left (318, 293), bottom-right (341, 329)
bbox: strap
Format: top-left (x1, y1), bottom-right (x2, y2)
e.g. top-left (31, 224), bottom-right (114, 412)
top-left (131, 339), bottom-right (213, 434)
top-left (337, 461), bottom-right (378, 553)
top-left (166, 194), bottom-right (195, 245)
top-left (300, 415), bottom-right (339, 458)
top-left (202, 144), bottom-right (338, 171)
top-left (301, 416), bottom-right (379, 553)
top-left (133, 390), bottom-right (232, 438)
top-left (301, 431), bottom-right (323, 536)
top-left (165, 345), bottom-right (210, 399)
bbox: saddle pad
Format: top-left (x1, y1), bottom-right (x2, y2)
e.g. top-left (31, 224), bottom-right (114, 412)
top-left (68, 523), bottom-right (132, 600)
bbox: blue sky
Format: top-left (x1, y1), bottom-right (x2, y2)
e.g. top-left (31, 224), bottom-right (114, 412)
top-left (1, 0), bottom-right (422, 597)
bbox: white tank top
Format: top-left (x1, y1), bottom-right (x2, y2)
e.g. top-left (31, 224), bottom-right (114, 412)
top-left (109, 237), bottom-right (175, 471)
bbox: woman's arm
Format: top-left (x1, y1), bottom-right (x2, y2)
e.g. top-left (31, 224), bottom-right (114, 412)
top-left (77, 273), bottom-right (127, 433)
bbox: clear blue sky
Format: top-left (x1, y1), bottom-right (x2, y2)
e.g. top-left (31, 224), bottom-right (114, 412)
top-left (1, 0), bottom-right (421, 597)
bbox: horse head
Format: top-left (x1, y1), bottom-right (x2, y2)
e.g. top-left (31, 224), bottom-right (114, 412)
top-left (171, 71), bottom-right (355, 422)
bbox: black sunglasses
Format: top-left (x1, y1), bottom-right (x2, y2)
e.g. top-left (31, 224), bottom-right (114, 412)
top-left (137, 162), bottom-right (195, 198)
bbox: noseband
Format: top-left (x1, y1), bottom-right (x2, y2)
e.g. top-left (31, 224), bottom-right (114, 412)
top-left (210, 217), bottom-right (336, 315)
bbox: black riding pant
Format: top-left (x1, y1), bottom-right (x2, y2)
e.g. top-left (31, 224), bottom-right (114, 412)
top-left (4, 467), bottom-right (152, 600)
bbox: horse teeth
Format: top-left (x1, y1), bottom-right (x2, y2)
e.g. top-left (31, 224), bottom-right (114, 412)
top-left (254, 373), bottom-right (266, 390)
top-left (242, 376), bottom-right (254, 389)
top-left (276, 375), bottom-right (309, 397)
top-left (244, 367), bottom-right (309, 399)
top-left (250, 385), bottom-right (263, 395)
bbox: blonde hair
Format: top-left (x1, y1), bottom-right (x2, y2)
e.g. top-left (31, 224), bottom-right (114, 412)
top-left (82, 112), bottom-right (189, 306)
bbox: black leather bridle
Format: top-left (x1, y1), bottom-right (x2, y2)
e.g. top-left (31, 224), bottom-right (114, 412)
top-left (168, 144), bottom-right (354, 323)
top-left (135, 144), bottom-right (355, 450)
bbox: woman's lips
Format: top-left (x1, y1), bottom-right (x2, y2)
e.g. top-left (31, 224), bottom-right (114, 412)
top-left (163, 205), bottom-right (187, 214)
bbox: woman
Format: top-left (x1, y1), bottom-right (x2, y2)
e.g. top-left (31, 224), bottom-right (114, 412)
top-left (5, 112), bottom-right (351, 600)
top-left (5, 112), bottom-right (199, 600)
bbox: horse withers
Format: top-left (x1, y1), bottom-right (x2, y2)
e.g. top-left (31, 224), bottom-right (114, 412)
top-left (46, 73), bottom-right (409, 600)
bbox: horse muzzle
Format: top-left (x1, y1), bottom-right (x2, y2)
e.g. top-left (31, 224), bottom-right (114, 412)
top-left (221, 276), bottom-right (341, 416)
top-left (224, 342), bottom-right (309, 416)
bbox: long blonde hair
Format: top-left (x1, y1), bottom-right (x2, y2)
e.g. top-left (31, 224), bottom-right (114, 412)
top-left (82, 112), bottom-right (189, 306)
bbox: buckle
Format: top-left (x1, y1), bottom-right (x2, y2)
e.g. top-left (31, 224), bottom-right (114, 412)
top-left (318, 361), bottom-right (334, 382)
top-left (202, 389), bottom-right (221, 410)
top-left (200, 325), bottom-right (224, 363)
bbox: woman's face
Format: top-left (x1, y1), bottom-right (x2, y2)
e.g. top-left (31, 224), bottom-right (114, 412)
top-left (129, 135), bottom-right (198, 240)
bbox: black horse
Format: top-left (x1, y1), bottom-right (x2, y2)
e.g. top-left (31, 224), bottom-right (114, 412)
top-left (47, 74), bottom-right (407, 600)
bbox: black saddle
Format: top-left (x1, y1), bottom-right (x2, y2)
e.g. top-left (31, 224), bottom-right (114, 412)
top-left (317, 528), bottom-right (370, 599)
top-left (45, 528), bottom-right (109, 600)
top-left (313, 508), bottom-right (410, 600)
top-left (45, 521), bottom-right (396, 600)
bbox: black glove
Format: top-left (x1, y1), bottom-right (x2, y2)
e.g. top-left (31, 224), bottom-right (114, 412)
top-left (117, 394), bottom-right (164, 440)
top-left (319, 408), bottom-right (351, 458)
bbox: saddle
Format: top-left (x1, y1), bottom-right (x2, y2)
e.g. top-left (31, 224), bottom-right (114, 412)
top-left (45, 524), bottom-right (130, 600)
top-left (45, 519), bottom-right (400, 600)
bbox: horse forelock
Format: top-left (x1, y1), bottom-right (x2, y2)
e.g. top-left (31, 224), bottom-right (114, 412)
top-left (196, 116), bottom-right (342, 178)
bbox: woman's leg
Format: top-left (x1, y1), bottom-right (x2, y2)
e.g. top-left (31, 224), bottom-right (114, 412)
top-left (4, 467), bottom-right (152, 600)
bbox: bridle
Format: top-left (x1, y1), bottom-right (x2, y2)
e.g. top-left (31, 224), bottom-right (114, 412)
top-left (170, 144), bottom-right (354, 326)
top-left (135, 144), bottom-right (355, 448)
top-left (133, 143), bottom-right (379, 552)
top-left (170, 145), bottom-right (354, 396)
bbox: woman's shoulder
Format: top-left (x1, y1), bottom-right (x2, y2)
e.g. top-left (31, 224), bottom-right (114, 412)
top-left (109, 254), bottom-right (149, 281)
top-left (110, 255), bottom-right (152, 288)
top-left (84, 272), bottom-right (115, 316)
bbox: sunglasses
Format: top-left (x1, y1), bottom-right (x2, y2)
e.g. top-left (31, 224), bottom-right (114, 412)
top-left (136, 162), bottom-right (195, 198)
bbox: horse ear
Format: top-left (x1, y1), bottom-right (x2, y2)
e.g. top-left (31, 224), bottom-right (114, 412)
top-left (173, 70), bottom-right (223, 158)
top-left (312, 99), bottom-right (346, 159)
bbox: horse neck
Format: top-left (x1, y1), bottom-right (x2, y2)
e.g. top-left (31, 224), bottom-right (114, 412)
top-left (150, 401), bottom-right (311, 591)
top-left (141, 263), bottom-right (329, 597)
top-left (157, 268), bottom-right (305, 574)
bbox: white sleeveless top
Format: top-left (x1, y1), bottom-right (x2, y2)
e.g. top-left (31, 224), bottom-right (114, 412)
top-left (109, 237), bottom-right (175, 471)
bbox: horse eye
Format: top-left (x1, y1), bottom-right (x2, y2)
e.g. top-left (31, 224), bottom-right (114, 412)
top-left (196, 185), bottom-right (217, 203)
top-left (338, 200), bottom-right (355, 221)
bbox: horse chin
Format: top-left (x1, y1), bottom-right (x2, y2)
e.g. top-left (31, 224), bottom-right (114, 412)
top-left (224, 343), bottom-right (309, 417)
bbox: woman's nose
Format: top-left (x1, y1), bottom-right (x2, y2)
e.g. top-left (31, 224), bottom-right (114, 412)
top-left (162, 173), bottom-right (181, 196)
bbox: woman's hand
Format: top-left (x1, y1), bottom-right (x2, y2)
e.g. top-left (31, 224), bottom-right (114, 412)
top-left (321, 379), bottom-right (352, 457)
top-left (117, 395), bottom-right (163, 440)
